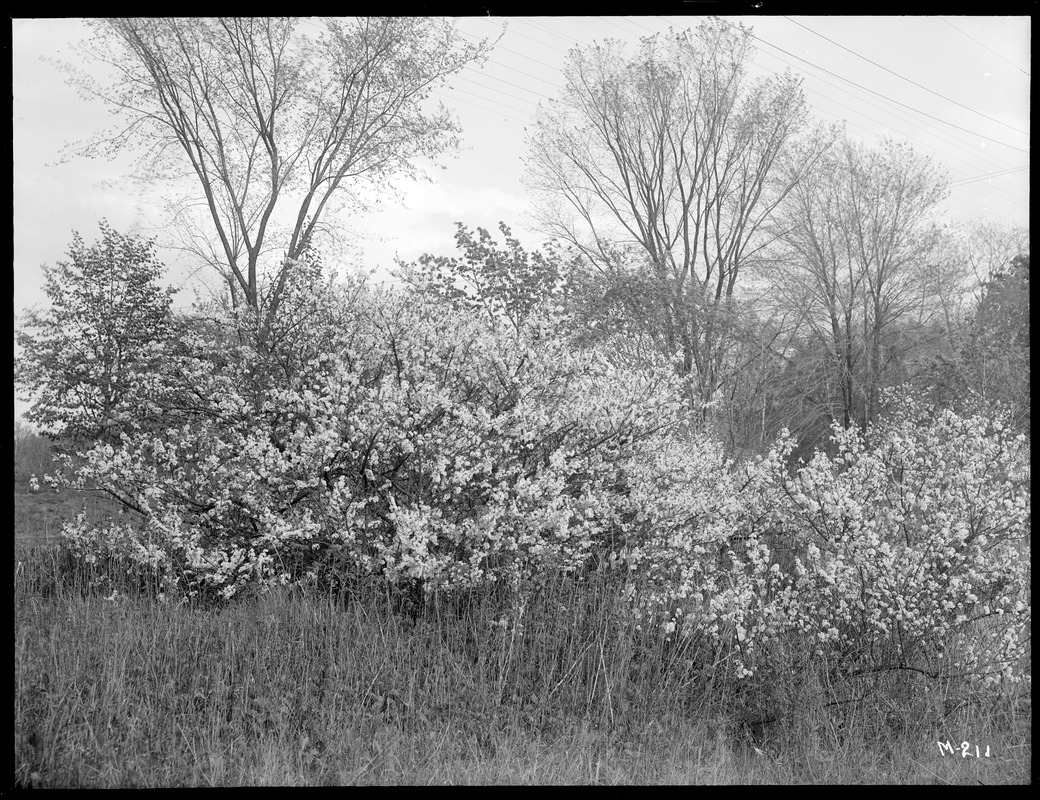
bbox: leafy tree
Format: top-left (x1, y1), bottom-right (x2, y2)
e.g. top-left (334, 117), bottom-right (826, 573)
top-left (524, 18), bottom-right (831, 409)
top-left (63, 17), bottom-right (494, 320)
top-left (37, 256), bottom-right (1029, 695)
top-left (399, 222), bottom-right (578, 335)
top-left (920, 221), bottom-right (1027, 342)
top-left (907, 221), bottom-right (1028, 421)
top-left (975, 252), bottom-right (1029, 348)
top-left (564, 255), bottom-right (688, 377)
top-left (15, 221), bottom-right (177, 446)
top-left (961, 252), bottom-right (1030, 433)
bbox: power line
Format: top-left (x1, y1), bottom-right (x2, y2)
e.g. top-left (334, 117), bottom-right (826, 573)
top-left (457, 71), bottom-right (543, 107)
top-left (456, 22), bottom-right (566, 88)
top-left (506, 16), bottom-right (1023, 170)
top-left (475, 46), bottom-right (564, 88)
top-left (625, 17), bottom-right (661, 36)
top-left (505, 17), bottom-right (576, 53)
top-left (783, 16), bottom-right (1029, 136)
top-left (594, 18), bottom-right (1026, 205)
top-left (648, 15), bottom-right (1026, 217)
top-left (940, 17), bottom-right (1030, 77)
top-left (468, 16), bottom-right (1025, 217)
top-left (710, 20), bottom-right (1022, 183)
top-left (442, 84), bottom-right (533, 117)
top-left (711, 18), bottom-right (1029, 155)
top-left (462, 61), bottom-right (557, 100)
top-left (650, 14), bottom-right (1023, 177)
top-left (596, 16), bottom-right (651, 40)
top-left (748, 37), bottom-right (1022, 177)
top-left (431, 88), bottom-right (527, 125)
top-left (949, 164), bottom-right (1029, 187)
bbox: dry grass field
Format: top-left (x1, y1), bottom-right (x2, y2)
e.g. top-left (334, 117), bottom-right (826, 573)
top-left (12, 452), bottom-right (1031, 786)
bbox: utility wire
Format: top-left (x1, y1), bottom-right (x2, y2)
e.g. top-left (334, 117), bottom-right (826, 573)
top-left (476, 45), bottom-right (566, 87)
top-left (650, 15), bottom-right (1025, 215)
top-left (949, 164), bottom-right (1029, 187)
top-left (940, 17), bottom-right (1030, 77)
top-left (623, 16), bottom-right (661, 35)
top-left (709, 17), bottom-right (1029, 154)
top-left (506, 17), bottom-right (577, 53)
top-left (462, 16), bottom-right (1025, 213)
top-left (432, 88), bottom-right (527, 124)
top-left (650, 14), bottom-right (1016, 176)
top-left (500, 16), bottom-right (1023, 172)
top-left (596, 16), bottom-right (652, 39)
top-left (556, 16), bottom-right (1025, 206)
top-left (750, 37), bottom-right (1022, 177)
top-left (456, 24), bottom-right (567, 88)
top-left (461, 63), bottom-right (555, 100)
top-left (457, 71), bottom-right (543, 106)
top-left (783, 16), bottom-right (1029, 136)
top-left (442, 84), bottom-right (533, 117)
top-left (714, 20), bottom-right (1022, 181)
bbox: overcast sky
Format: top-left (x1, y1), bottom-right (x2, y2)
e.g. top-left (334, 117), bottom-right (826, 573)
top-left (12, 15), bottom-right (1030, 418)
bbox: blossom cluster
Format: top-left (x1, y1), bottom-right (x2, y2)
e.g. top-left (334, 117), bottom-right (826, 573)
top-left (42, 271), bottom-right (1030, 685)
top-left (621, 395), bottom-right (1031, 683)
top-left (56, 276), bottom-right (688, 596)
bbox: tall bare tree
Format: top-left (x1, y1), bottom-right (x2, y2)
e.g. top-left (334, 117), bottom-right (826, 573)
top-left (63, 17), bottom-right (493, 321)
top-left (937, 220), bottom-right (1029, 330)
top-left (524, 18), bottom-right (829, 409)
top-left (766, 136), bottom-right (949, 432)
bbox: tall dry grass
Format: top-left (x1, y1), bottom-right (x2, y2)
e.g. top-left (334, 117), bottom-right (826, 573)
top-left (14, 540), bottom-right (1031, 786)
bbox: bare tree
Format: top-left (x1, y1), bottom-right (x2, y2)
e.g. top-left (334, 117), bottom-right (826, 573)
top-left (524, 18), bottom-right (830, 409)
top-left (63, 17), bottom-right (493, 321)
top-left (934, 220), bottom-right (1029, 331)
top-left (766, 136), bottom-right (950, 432)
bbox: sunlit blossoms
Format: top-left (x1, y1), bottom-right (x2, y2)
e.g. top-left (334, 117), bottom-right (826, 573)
top-left (21, 243), bottom-right (1030, 688)
top-left (50, 273), bottom-right (682, 599)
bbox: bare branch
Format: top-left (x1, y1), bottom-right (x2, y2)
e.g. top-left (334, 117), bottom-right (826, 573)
top-left (63, 17), bottom-right (495, 316)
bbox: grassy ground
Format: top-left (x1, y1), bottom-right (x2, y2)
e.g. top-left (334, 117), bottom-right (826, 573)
top-left (13, 481), bottom-right (1032, 786)
top-left (14, 473), bottom-right (126, 549)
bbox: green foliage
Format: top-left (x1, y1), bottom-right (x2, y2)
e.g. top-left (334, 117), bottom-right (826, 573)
top-left (17, 14), bottom-right (1032, 783)
top-left (974, 252), bottom-right (1029, 349)
top-left (31, 260), bottom-right (1025, 700)
top-left (768, 392), bottom-right (1029, 684)
top-left (14, 214), bottom-right (1031, 785)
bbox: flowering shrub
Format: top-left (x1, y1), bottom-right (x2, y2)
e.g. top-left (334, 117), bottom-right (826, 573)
top-left (22, 240), bottom-right (1029, 689)
top-left (53, 269), bottom-right (703, 602)
top-left (600, 391), bottom-right (1030, 686)
top-left (728, 400), bottom-right (1026, 683)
